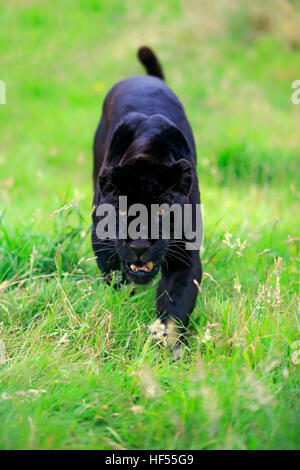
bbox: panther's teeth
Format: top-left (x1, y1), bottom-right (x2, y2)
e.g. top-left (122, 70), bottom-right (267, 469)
top-left (139, 262), bottom-right (154, 272)
top-left (130, 262), bottom-right (154, 273)
top-left (144, 261), bottom-right (154, 272)
top-left (130, 264), bottom-right (138, 272)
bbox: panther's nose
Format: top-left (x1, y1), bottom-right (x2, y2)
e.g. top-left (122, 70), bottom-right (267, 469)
top-left (129, 239), bottom-right (151, 259)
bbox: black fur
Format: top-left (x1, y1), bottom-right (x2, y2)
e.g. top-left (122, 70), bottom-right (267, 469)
top-left (137, 46), bottom-right (165, 80)
top-left (92, 47), bottom-right (202, 335)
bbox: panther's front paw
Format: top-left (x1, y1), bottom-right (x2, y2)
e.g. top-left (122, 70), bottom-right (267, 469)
top-left (148, 318), bottom-right (182, 353)
top-left (148, 319), bottom-right (167, 340)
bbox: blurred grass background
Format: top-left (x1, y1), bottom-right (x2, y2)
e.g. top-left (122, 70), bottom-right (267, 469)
top-left (0, 0), bottom-right (299, 450)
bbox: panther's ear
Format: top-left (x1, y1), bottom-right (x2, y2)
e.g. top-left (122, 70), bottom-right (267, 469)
top-left (157, 124), bottom-right (191, 159)
top-left (169, 159), bottom-right (192, 196)
top-left (107, 113), bottom-right (146, 165)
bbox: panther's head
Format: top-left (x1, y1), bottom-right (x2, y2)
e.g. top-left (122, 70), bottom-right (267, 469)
top-left (95, 113), bottom-right (193, 284)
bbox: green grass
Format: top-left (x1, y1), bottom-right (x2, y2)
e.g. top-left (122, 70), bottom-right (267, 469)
top-left (0, 0), bottom-right (299, 450)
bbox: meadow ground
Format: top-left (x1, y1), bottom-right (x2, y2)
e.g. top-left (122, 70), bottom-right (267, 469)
top-left (0, 0), bottom-right (299, 449)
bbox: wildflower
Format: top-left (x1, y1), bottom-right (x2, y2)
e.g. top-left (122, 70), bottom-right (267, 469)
top-left (223, 226), bottom-right (234, 248)
top-left (291, 340), bottom-right (300, 365)
top-left (201, 328), bottom-right (212, 344)
top-left (222, 225), bottom-right (247, 257)
top-left (243, 372), bottom-right (273, 411)
top-left (233, 277), bottom-right (242, 294)
top-left (130, 405), bottom-right (143, 414)
top-left (137, 364), bottom-right (160, 398)
top-left (0, 340), bottom-right (6, 365)
top-left (93, 81), bottom-right (104, 92)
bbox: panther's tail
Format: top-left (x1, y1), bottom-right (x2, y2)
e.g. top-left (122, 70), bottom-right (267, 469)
top-left (137, 46), bottom-right (165, 80)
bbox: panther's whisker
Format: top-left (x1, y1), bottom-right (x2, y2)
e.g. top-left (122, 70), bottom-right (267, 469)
top-left (108, 252), bottom-right (119, 265)
top-left (166, 250), bottom-right (191, 267)
top-left (93, 247), bottom-right (116, 255)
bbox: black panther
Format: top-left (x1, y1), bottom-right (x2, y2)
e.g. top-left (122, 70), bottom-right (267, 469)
top-left (92, 46), bottom-right (202, 342)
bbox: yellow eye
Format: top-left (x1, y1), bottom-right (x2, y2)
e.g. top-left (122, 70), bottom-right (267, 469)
top-left (119, 210), bottom-right (127, 216)
top-left (157, 210), bottom-right (165, 215)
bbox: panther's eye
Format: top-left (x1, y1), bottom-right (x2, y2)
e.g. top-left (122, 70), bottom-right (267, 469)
top-left (119, 210), bottom-right (127, 216)
top-left (157, 210), bottom-right (165, 216)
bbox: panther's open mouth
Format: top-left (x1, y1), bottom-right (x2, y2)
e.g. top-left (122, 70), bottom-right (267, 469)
top-left (130, 261), bottom-right (154, 273)
top-left (124, 261), bottom-right (159, 284)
